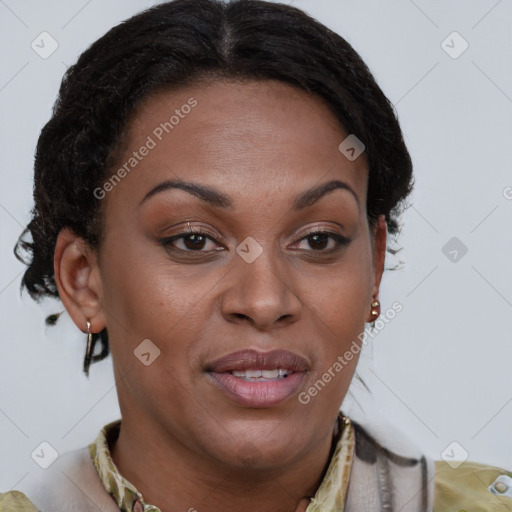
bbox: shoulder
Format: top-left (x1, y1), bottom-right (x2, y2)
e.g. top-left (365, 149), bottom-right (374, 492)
top-left (3, 446), bottom-right (118, 512)
top-left (434, 459), bottom-right (512, 511)
top-left (348, 417), bottom-right (512, 511)
top-left (0, 491), bottom-right (39, 512)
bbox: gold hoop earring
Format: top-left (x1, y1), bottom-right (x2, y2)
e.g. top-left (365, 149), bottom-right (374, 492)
top-left (84, 320), bottom-right (94, 376)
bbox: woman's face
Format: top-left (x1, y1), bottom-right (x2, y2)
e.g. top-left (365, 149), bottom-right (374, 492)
top-left (89, 79), bottom-right (385, 468)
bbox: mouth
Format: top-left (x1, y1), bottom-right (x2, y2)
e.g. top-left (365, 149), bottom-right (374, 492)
top-left (230, 368), bottom-right (293, 381)
top-left (205, 349), bottom-right (309, 408)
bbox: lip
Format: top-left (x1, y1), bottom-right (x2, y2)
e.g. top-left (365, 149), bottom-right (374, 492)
top-left (206, 349), bottom-right (309, 408)
top-left (206, 349), bottom-right (310, 373)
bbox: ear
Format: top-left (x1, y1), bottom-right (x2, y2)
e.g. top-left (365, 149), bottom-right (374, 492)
top-left (366, 214), bottom-right (387, 323)
top-left (53, 227), bottom-right (106, 334)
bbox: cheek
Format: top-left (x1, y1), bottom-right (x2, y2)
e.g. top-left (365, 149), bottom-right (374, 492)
top-left (100, 234), bottom-right (176, 323)
top-left (296, 239), bottom-right (373, 393)
top-left (303, 245), bottom-right (373, 333)
top-left (101, 254), bottom-right (209, 413)
top-left (297, 267), bottom-right (370, 413)
top-left (99, 240), bottom-right (219, 373)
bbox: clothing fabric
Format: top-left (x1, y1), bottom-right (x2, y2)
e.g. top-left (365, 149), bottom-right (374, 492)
top-left (2, 413), bottom-right (511, 511)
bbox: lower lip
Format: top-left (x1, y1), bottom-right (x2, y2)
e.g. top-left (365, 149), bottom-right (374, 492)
top-left (208, 372), bottom-right (305, 408)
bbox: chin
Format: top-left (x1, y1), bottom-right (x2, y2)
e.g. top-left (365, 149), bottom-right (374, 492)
top-left (206, 418), bottom-right (310, 471)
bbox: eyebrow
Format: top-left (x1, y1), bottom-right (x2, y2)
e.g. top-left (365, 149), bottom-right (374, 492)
top-left (292, 179), bottom-right (359, 211)
top-left (140, 179), bottom-right (232, 208)
top-left (139, 178), bottom-right (360, 211)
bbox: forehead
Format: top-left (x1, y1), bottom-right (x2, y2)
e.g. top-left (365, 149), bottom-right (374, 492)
top-left (105, 79), bottom-right (368, 213)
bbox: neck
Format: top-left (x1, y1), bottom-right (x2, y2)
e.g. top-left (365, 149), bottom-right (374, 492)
top-left (110, 415), bottom-right (340, 512)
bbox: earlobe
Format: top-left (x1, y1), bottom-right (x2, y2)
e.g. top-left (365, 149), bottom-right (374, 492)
top-left (366, 215), bottom-right (387, 322)
top-left (53, 228), bottom-right (105, 333)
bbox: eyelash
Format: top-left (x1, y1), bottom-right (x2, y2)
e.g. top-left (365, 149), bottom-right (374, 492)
top-left (159, 229), bottom-right (351, 255)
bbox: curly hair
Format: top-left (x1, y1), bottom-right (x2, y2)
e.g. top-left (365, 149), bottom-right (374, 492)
top-left (14, 0), bottom-right (413, 375)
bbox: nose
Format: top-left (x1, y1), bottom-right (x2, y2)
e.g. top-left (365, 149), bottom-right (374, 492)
top-left (220, 247), bottom-right (302, 330)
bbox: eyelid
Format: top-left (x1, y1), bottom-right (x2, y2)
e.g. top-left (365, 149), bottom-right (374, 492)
top-left (161, 229), bottom-right (221, 243)
top-left (159, 222), bottom-right (225, 242)
top-left (298, 229), bottom-right (350, 242)
top-left (290, 230), bottom-right (351, 250)
top-left (291, 221), bottom-right (348, 240)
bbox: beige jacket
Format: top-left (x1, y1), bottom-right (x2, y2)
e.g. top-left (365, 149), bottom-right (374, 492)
top-left (2, 415), bottom-right (511, 511)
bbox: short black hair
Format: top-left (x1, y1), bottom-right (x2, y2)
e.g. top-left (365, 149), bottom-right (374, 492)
top-left (15, 0), bottom-right (413, 374)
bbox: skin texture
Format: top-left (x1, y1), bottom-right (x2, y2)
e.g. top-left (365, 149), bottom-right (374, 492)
top-left (54, 79), bottom-right (387, 512)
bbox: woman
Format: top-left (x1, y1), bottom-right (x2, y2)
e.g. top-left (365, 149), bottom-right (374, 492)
top-left (1, 0), bottom-right (510, 510)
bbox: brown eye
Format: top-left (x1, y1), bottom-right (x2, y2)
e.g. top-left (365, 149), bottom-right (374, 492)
top-left (160, 231), bottom-right (222, 252)
top-left (183, 233), bottom-right (207, 250)
top-left (291, 231), bottom-right (351, 252)
top-left (308, 233), bottom-right (329, 250)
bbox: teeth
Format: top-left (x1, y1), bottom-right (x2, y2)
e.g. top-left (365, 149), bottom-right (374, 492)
top-left (230, 369), bottom-right (291, 380)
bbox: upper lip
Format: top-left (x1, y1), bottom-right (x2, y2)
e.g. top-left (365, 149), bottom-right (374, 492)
top-left (206, 349), bottom-right (310, 373)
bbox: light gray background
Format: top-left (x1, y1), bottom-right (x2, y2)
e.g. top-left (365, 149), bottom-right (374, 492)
top-left (1, 0), bottom-right (511, 491)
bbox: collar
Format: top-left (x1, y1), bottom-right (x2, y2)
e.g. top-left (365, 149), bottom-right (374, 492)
top-left (88, 413), bottom-right (355, 512)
